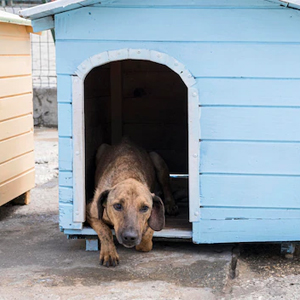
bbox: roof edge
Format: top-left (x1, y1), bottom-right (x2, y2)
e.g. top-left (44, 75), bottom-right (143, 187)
top-left (280, 0), bottom-right (300, 9)
top-left (19, 0), bottom-right (102, 20)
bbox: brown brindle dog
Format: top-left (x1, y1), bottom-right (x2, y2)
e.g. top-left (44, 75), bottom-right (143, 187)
top-left (86, 138), bottom-right (178, 267)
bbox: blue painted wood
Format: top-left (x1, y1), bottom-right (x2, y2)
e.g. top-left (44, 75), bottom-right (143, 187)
top-left (200, 175), bottom-right (300, 208)
top-left (193, 219), bottom-right (300, 243)
top-left (57, 75), bottom-right (72, 103)
top-left (31, 16), bottom-right (54, 32)
top-left (198, 78), bottom-right (300, 107)
top-left (58, 103), bottom-right (72, 137)
top-left (59, 186), bottom-right (73, 203)
top-left (58, 137), bottom-right (73, 171)
top-left (200, 207), bottom-right (300, 220)
top-left (59, 171), bottom-right (73, 187)
top-left (86, 239), bottom-right (99, 251)
top-left (200, 141), bottom-right (300, 175)
top-left (92, 0), bottom-right (282, 8)
top-left (59, 203), bottom-right (82, 230)
top-left (201, 107), bottom-right (300, 141)
top-left (56, 7), bottom-right (300, 42)
top-left (55, 41), bottom-right (300, 78)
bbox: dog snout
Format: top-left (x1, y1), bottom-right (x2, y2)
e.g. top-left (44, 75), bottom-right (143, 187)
top-left (121, 228), bottom-right (139, 247)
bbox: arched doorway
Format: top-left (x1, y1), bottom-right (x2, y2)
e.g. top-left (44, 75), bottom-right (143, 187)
top-left (72, 50), bottom-right (200, 238)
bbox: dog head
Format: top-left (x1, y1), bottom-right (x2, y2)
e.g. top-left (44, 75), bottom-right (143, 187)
top-left (96, 179), bottom-right (165, 248)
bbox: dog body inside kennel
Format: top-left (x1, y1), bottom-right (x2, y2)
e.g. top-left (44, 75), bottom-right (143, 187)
top-left (22, 0), bottom-right (300, 249)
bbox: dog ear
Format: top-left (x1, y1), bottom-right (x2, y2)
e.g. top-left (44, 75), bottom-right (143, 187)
top-left (148, 195), bottom-right (165, 231)
top-left (97, 190), bottom-right (110, 219)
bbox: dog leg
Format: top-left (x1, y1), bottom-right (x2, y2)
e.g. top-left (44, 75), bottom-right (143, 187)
top-left (87, 215), bottom-right (119, 267)
top-left (135, 227), bottom-right (154, 252)
top-left (149, 152), bottom-right (179, 215)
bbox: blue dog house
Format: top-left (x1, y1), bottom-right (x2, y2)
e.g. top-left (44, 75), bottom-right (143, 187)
top-left (21, 0), bottom-right (300, 249)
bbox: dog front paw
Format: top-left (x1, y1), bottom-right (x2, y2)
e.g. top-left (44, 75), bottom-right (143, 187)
top-left (99, 245), bottom-right (119, 267)
top-left (165, 203), bottom-right (179, 216)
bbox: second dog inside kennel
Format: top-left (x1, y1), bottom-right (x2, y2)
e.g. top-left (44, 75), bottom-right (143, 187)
top-left (84, 59), bottom-right (190, 235)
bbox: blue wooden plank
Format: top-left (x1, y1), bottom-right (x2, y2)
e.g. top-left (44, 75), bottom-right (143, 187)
top-left (200, 141), bottom-right (300, 175)
top-left (201, 107), bottom-right (300, 141)
top-left (56, 41), bottom-right (300, 79)
top-left (57, 75), bottom-right (72, 103)
top-left (198, 78), bottom-right (300, 106)
top-left (193, 219), bottom-right (300, 243)
top-left (59, 137), bottom-right (73, 171)
top-left (58, 103), bottom-right (72, 137)
top-left (92, 0), bottom-right (282, 8)
top-left (59, 171), bottom-right (73, 187)
top-left (56, 7), bottom-right (300, 42)
top-left (200, 174), bottom-right (300, 208)
top-left (59, 186), bottom-right (73, 203)
top-left (31, 16), bottom-right (54, 32)
top-left (200, 207), bottom-right (300, 220)
top-left (59, 203), bottom-right (82, 230)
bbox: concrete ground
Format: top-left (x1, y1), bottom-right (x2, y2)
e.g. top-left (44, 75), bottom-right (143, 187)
top-left (0, 128), bottom-right (299, 300)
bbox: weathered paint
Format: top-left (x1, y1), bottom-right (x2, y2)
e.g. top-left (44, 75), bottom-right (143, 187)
top-left (200, 175), bottom-right (300, 209)
top-left (193, 219), bottom-right (300, 243)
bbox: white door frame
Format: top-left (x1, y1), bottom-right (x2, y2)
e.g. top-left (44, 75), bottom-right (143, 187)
top-left (71, 48), bottom-right (201, 223)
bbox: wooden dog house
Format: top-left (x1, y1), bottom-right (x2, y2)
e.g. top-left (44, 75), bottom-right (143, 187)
top-left (0, 11), bottom-right (35, 206)
top-left (21, 0), bottom-right (300, 251)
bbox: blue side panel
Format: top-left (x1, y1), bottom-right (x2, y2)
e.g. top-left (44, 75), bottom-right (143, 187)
top-left (198, 78), bottom-right (300, 107)
top-left (58, 103), bottom-right (72, 137)
top-left (59, 203), bottom-right (82, 230)
top-left (58, 137), bottom-right (73, 171)
top-left (200, 141), bottom-right (300, 175)
top-left (56, 7), bottom-right (300, 42)
top-left (57, 75), bottom-right (72, 103)
top-left (55, 40), bottom-right (300, 79)
top-left (59, 186), bottom-right (73, 203)
top-left (59, 171), bottom-right (73, 187)
top-left (200, 207), bottom-right (300, 219)
top-left (200, 175), bottom-right (300, 209)
top-left (57, 73), bottom-right (77, 230)
top-left (193, 219), bottom-right (300, 243)
top-left (201, 107), bottom-right (300, 141)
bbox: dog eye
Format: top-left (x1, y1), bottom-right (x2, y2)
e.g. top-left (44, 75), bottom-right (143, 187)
top-left (113, 203), bottom-right (123, 211)
top-left (140, 206), bottom-right (149, 213)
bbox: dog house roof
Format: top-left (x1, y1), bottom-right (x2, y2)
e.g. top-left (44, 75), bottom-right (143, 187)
top-left (20, 0), bottom-right (300, 28)
top-left (19, 0), bottom-right (101, 20)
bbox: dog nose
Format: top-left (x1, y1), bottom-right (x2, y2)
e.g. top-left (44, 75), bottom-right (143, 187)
top-left (122, 229), bottom-right (138, 245)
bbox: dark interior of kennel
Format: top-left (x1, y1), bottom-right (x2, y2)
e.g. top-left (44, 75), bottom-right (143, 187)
top-left (84, 60), bottom-right (190, 230)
